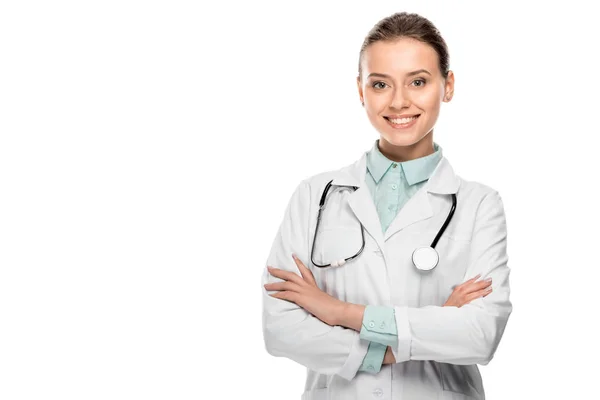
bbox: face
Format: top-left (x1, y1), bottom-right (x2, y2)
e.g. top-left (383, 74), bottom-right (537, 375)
top-left (357, 38), bottom-right (454, 161)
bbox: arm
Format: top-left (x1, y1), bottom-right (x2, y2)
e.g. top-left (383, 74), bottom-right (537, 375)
top-left (391, 191), bottom-right (512, 365)
top-left (262, 181), bottom-right (369, 381)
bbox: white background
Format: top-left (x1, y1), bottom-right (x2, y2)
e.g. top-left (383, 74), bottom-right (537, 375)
top-left (1, 1), bottom-right (598, 399)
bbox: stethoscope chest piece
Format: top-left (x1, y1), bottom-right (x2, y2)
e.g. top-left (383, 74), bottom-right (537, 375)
top-left (412, 246), bottom-right (439, 271)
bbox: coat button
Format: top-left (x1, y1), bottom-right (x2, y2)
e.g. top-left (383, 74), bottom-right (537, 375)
top-left (373, 249), bottom-right (383, 257)
top-left (368, 321), bottom-right (375, 328)
top-left (391, 184), bottom-right (397, 190)
top-left (373, 388), bottom-right (383, 397)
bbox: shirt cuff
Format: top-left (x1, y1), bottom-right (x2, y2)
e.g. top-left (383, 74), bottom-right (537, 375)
top-left (359, 305), bottom-right (398, 347)
top-left (358, 341), bottom-right (387, 374)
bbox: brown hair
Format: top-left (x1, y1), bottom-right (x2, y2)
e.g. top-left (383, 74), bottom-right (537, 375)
top-left (358, 12), bottom-right (450, 80)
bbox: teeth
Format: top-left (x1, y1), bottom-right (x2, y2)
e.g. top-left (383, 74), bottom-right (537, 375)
top-left (388, 116), bottom-right (417, 124)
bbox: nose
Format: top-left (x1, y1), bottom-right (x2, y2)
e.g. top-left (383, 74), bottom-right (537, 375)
top-left (390, 86), bottom-right (410, 109)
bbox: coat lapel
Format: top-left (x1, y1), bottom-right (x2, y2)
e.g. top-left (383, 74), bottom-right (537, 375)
top-left (331, 153), bottom-right (461, 248)
top-left (331, 153), bottom-right (386, 252)
top-left (384, 156), bottom-right (461, 241)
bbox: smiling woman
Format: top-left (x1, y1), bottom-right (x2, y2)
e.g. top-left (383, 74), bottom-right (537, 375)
top-left (356, 17), bottom-right (454, 161)
top-left (262, 11), bottom-right (511, 400)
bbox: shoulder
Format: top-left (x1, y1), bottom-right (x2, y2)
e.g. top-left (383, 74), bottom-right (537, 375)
top-left (458, 176), bottom-right (501, 199)
top-left (281, 166), bottom-right (351, 221)
top-left (456, 175), bottom-right (506, 220)
top-left (296, 157), bottom-right (362, 194)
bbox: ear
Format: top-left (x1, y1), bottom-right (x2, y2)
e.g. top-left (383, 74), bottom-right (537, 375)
top-left (443, 70), bottom-right (455, 102)
top-left (356, 76), bottom-right (364, 105)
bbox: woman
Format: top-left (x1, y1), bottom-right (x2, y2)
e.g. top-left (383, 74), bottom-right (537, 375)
top-left (262, 11), bottom-right (511, 400)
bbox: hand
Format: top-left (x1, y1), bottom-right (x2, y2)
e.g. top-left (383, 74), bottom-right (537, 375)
top-left (443, 274), bottom-right (493, 307)
top-left (382, 346), bottom-right (396, 365)
top-left (264, 254), bottom-right (345, 326)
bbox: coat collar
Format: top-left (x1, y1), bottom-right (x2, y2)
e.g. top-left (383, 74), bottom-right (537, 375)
top-left (366, 139), bottom-right (443, 186)
top-left (333, 149), bottom-right (460, 194)
top-left (330, 149), bottom-right (460, 248)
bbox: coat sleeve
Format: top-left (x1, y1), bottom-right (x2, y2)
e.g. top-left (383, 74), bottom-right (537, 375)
top-left (392, 190), bottom-right (513, 365)
top-left (261, 180), bottom-right (369, 381)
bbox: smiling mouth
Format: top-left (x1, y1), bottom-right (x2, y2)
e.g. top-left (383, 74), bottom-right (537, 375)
top-left (384, 114), bottom-right (420, 128)
top-left (384, 115), bottom-right (420, 123)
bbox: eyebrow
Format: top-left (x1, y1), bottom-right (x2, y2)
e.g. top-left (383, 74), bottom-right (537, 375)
top-left (367, 69), bottom-right (431, 79)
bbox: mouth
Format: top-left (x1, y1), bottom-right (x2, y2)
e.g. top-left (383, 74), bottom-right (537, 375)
top-left (384, 114), bottom-right (420, 129)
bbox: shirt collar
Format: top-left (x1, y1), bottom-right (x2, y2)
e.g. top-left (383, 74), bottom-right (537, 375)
top-left (366, 139), bottom-right (443, 185)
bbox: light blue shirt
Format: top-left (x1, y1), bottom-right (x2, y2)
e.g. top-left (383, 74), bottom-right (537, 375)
top-left (358, 139), bottom-right (443, 373)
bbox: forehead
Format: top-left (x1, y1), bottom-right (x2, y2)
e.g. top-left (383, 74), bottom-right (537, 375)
top-left (362, 38), bottom-right (439, 76)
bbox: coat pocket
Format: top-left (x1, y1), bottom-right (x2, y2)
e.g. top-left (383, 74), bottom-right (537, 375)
top-left (439, 363), bottom-right (483, 399)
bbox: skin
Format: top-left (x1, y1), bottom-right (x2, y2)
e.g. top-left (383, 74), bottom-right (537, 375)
top-left (357, 37), bottom-right (455, 162)
top-left (265, 38), bottom-right (490, 366)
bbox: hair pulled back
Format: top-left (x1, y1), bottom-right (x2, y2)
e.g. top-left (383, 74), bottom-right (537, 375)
top-left (358, 12), bottom-right (450, 80)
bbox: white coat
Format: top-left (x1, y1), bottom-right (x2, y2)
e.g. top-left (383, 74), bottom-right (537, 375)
top-left (262, 151), bottom-right (512, 400)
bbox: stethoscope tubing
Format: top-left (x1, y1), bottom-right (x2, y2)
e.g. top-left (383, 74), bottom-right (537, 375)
top-left (431, 193), bottom-right (457, 249)
top-left (311, 180), bottom-right (365, 268)
top-left (310, 179), bottom-right (456, 270)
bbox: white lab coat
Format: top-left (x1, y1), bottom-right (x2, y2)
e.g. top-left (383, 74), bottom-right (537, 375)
top-left (262, 151), bottom-right (512, 400)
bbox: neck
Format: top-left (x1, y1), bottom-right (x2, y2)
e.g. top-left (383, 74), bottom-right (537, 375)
top-left (378, 133), bottom-right (435, 162)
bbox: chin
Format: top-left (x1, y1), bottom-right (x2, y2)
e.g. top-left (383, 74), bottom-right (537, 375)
top-left (379, 131), bottom-right (425, 147)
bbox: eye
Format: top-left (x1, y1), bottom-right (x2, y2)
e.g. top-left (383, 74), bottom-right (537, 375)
top-left (371, 81), bottom-right (388, 89)
top-left (412, 78), bottom-right (427, 87)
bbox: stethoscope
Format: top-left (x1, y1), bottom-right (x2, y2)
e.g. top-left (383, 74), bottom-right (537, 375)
top-left (310, 179), bottom-right (457, 271)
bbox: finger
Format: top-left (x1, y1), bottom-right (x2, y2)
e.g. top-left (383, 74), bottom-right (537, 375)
top-left (475, 279), bottom-right (493, 290)
top-left (464, 286), bottom-right (493, 303)
top-left (464, 278), bottom-right (492, 293)
top-left (264, 281), bottom-right (301, 293)
top-left (452, 274), bottom-right (481, 292)
top-left (455, 274), bottom-right (486, 293)
top-left (267, 266), bottom-right (304, 285)
top-left (270, 291), bottom-right (299, 304)
top-left (292, 254), bottom-right (317, 286)
top-left (461, 274), bottom-right (482, 286)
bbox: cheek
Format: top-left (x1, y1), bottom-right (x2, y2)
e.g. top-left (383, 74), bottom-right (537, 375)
top-left (365, 95), bottom-right (389, 119)
top-left (414, 90), bottom-right (441, 110)
top-left (368, 110), bottom-right (388, 129)
top-left (417, 87), bottom-right (443, 110)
